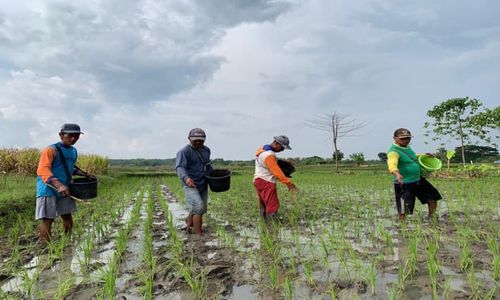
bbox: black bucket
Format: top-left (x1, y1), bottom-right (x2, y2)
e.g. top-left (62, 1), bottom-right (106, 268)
top-left (69, 176), bottom-right (98, 199)
top-left (277, 159), bottom-right (296, 178)
top-left (206, 169), bottom-right (231, 192)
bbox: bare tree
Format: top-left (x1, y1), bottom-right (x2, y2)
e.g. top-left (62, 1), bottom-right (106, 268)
top-left (307, 112), bottom-right (368, 170)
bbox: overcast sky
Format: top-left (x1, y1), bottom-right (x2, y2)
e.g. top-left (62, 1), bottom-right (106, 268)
top-left (1, 0), bottom-right (499, 160)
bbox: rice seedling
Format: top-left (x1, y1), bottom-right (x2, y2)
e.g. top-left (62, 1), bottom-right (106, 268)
top-left (365, 262), bottom-right (376, 295)
top-left (397, 261), bottom-right (407, 292)
top-left (265, 260), bottom-right (279, 290)
top-left (406, 234), bottom-right (419, 277)
top-left (440, 276), bottom-right (452, 299)
top-left (54, 273), bottom-right (75, 299)
top-left (459, 239), bottom-right (472, 272)
top-left (327, 284), bottom-right (339, 300)
top-left (21, 267), bottom-right (40, 298)
top-left (467, 262), bottom-right (481, 299)
top-left (282, 275), bottom-right (293, 300)
top-left (79, 235), bottom-right (94, 272)
top-left (303, 259), bottom-right (315, 287)
top-left (425, 236), bottom-right (440, 299)
top-left (255, 255), bottom-right (265, 280)
top-left (388, 284), bottom-right (399, 300)
top-left (286, 250), bottom-right (297, 277)
top-left (98, 257), bottom-right (118, 299)
top-left (487, 235), bottom-right (499, 280)
top-left (178, 255), bottom-right (207, 298)
top-left (484, 286), bottom-right (497, 300)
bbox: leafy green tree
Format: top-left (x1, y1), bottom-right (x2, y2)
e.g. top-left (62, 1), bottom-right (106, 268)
top-left (434, 147), bottom-right (447, 161)
top-left (452, 145), bottom-right (499, 163)
top-left (301, 156), bottom-right (326, 165)
top-left (349, 152), bottom-right (365, 166)
top-left (424, 97), bottom-right (499, 165)
top-left (377, 152), bottom-right (387, 162)
top-left (332, 150), bottom-right (344, 162)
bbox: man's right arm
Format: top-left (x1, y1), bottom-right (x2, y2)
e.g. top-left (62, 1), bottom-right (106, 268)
top-left (37, 147), bottom-right (69, 195)
top-left (37, 147), bottom-right (56, 183)
top-left (387, 152), bottom-right (403, 184)
top-left (175, 150), bottom-right (189, 182)
top-left (263, 155), bottom-right (297, 192)
top-left (176, 148), bottom-right (196, 187)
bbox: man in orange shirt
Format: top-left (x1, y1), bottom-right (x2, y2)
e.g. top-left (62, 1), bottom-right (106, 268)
top-left (36, 123), bottom-right (86, 244)
top-left (254, 135), bottom-right (298, 222)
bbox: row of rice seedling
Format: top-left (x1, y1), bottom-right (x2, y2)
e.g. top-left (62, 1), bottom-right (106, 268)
top-left (0, 147), bottom-right (108, 175)
top-left (0, 175), bottom-right (147, 298)
top-left (157, 183), bottom-right (208, 298)
top-left (137, 186), bottom-right (156, 299)
top-left (203, 170), bottom-right (499, 299)
top-left (96, 188), bottom-right (145, 299)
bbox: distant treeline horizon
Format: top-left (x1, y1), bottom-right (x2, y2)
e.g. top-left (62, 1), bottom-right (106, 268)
top-left (108, 144), bottom-right (499, 168)
top-left (108, 156), bottom-right (387, 168)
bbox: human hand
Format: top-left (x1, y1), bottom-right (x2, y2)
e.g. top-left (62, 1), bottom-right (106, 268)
top-left (51, 179), bottom-right (70, 197)
top-left (185, 177), bottom-right (196, 188)
top-left (394, 172), bottom-right (404, 186)
top-left (287, 183), bottom-right (298, 193)
top-left (55, 183), bottom-right (70, 197)
top-left (393, 171), bottom-right (403, 186)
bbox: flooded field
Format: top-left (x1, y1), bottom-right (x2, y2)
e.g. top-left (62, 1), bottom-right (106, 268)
top-left (0, 170), bottom-right (498, 299)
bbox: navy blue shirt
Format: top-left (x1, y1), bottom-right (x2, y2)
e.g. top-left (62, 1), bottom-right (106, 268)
top-left (175, 144), bottom-right (213, 191)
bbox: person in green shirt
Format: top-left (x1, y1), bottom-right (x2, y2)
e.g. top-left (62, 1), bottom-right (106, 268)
top-left (387, 128), bottom-right (442, 221)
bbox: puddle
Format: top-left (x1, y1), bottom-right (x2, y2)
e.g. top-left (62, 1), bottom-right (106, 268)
top-left (229, 284), bottom-right (258, 299)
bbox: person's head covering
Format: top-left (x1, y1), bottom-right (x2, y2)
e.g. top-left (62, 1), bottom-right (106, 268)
top-left (393, 128), bottom-right (412, 138)
top-left (188, 128), bottom-right (206, 141)
top-left (274, 135), bottom-right (291, 150)
top-left (60, 123), bottom-right (84, 134)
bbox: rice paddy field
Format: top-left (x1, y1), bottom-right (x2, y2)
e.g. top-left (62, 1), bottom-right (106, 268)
top-left (0, 164), bottom-right (499, 299)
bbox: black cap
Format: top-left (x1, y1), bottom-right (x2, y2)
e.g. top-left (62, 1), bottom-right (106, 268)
top-left (60, 123), bottom-right (84, 134)
top-left (393, 128), bottom-right (412, 138)
top-left (188, 128), bottom-right (206, 141)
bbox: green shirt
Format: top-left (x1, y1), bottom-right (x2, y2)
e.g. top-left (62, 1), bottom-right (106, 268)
top-left (387, 144), bottom-right (420, 183)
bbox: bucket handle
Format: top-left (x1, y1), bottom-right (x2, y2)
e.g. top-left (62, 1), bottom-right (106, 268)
top-left (46, 183), bottom-right (91, 204)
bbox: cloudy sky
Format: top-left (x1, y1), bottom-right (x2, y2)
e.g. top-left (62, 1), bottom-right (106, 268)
top-left (1, 0), bottom-right (499, 160)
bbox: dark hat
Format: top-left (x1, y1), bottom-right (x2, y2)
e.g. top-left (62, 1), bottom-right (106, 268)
top-left (274, 135), bottom-right (291, 150)
top-left (60, 123), bottom-right (83, 134)
top-left (188, 128), bottom-right (206, 141)
top-left (393, 128), bottom-right (412, 138)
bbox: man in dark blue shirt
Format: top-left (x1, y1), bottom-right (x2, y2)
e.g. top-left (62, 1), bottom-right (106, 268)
top-left (175, 128), bottom-right (213, 235)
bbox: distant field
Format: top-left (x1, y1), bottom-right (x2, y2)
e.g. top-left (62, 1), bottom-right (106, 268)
top-left (0, 166), bottom-right (498, 299)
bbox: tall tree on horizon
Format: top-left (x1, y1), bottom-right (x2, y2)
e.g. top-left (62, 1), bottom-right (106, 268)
top-left (307, 112), bottom-right (368, 170)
